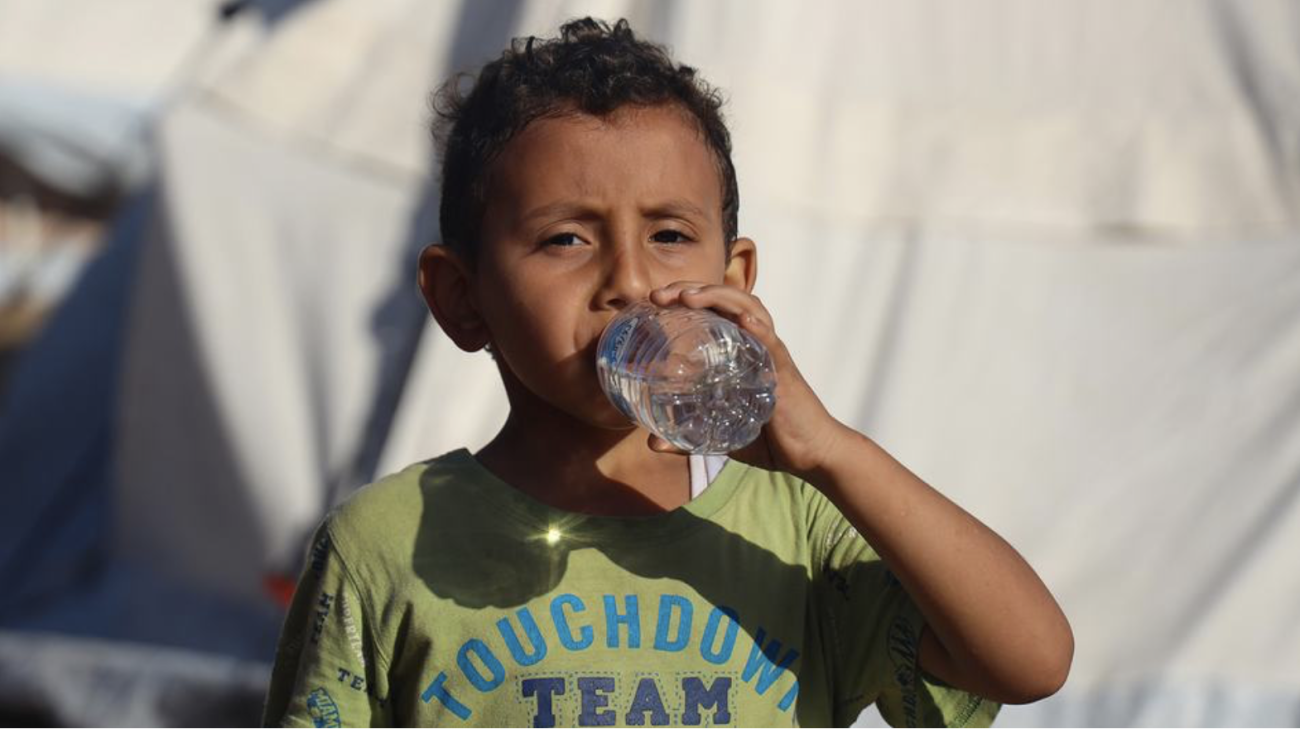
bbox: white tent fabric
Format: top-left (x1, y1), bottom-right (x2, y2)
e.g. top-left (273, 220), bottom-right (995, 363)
top-left (0, 0), bottom-right (228, 195)
top-left (2, 0), bottom-right (1299, 725)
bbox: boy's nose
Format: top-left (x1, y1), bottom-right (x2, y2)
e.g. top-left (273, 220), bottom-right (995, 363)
top-left (597, 247), bottom-right (653, 310)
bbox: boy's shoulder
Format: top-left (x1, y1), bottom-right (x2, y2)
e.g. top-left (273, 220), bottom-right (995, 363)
top-left (322, 448), bottom-right (479, 562)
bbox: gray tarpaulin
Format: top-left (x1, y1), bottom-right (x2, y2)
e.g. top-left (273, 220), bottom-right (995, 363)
top-left (1, 0), bottom-right (1298, 725)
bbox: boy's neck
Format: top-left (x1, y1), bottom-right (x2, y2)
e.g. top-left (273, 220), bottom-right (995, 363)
top-left (473, 414), bottom-right (691, 517)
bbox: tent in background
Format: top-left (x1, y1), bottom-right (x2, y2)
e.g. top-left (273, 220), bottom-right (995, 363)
top-left (2, 0), bottom-right (1298, 725)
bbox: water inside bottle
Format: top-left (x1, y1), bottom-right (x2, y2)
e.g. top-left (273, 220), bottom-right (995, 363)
top-left (596, 301), bottom-right (777, 454)
top-left (648, 383), bottom-right (776, 454)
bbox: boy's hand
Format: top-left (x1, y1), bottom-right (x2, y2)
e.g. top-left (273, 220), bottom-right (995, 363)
top-left (646, 282), bottom-right (851, 480)
top-left (647, 284), bottom-right (1075, 705)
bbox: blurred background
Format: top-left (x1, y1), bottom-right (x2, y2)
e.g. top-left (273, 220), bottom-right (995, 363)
top-left (2, 0), bottom-right (1298, 725)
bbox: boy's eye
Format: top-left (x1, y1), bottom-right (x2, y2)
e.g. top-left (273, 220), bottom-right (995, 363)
top-left (542, 233), bottom-right (583, 247)
top-left (651, 229), bottom-right (692, 244)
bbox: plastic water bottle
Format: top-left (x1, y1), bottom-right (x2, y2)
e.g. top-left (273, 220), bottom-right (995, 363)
top-left (596, 300), bottom-right (777, 454)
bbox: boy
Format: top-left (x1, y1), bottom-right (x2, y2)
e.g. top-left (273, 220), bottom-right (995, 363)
top-left (265, 18), bottom-right (1072, 727)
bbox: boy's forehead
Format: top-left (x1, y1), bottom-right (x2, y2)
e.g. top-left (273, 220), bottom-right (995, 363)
top-left (484, 105), bottom-right (724, 225)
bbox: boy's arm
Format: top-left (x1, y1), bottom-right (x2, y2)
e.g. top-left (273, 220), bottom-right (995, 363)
top-left (795, 427), bottom-right (1074, 704)
top-left (264, 524), bottom-right (392, 727)
top-left (648, 281), bottom-right (1074, 705)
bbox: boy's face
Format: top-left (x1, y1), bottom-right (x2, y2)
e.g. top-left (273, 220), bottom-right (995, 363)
top-left (421, 104), bottom-right (757, 431)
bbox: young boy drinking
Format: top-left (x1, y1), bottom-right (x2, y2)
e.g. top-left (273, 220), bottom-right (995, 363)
top-left (264, 17), bottom-right (1072, 727)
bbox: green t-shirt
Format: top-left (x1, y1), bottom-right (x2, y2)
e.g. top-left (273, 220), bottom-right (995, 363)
top-left (264, 449), bottom-right (997, 727)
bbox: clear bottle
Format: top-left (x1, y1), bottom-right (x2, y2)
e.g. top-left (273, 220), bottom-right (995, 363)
top-left (596, 300), bottom-right (777, 455)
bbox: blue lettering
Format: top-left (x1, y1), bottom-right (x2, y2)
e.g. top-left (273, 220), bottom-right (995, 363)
top-left (778, 680), bottom-right (799, 711)
top-left (457, 639), bottom-right (505, 692)
top-left (742, 628), bottom-right (800, 695)
top-left (578, 677), bottom-right (616, 726)
top-left (551, 594), bottom-right (594, 651)
top-left (624, 677), bottom-right (670, 726)
top-left (497, 606), bottom-right (548, 666)
top-left (310, 592), bottom-right (334, 644)
top-left (420, 671), bottom-right (472, 720)
top-left (681, 676), bottom-right (732, 725)
top-left (309, 535), bottom-right (330, 574)
top-left (653, 595), bottom-right (693, 652)
top-left (603, 595), bottom-right (641, 649)
top-left (522, 677), bottom-right (565, 728)
top-left (699, 606), bottom-right (740, 664)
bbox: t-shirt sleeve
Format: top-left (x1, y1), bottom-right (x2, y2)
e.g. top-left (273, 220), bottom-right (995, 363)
top-left (814, 506), bottom-right (999, 727)
top-left (263, 522), bottom-right (392, 727)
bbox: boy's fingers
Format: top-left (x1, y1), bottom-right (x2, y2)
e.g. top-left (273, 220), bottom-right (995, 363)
top-left (649, 282), bottom-right (707, 306)
top-left (654, 281), bottom-right (708, 294)
top-left (646, 284), bottom-right (784, 363)
top-left (673, 286), bottom-right (775, 331)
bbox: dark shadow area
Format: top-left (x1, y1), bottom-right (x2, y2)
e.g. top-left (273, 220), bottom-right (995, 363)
top-left (0, 153), bottom-right (120, 220)
top-left (0, 704), bottom-right (58, 727)
top-left (0, 181), bottom-right (283, 660)
top-left (409, 458), bottom-right (819, 612)
top-left (0, 154), bottom-right (118, 413)
top-left (0, 188), bottom-right (149, 620)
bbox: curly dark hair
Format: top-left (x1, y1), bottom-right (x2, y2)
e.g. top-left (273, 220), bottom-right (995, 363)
top-left (431, 17), bottom-right (739, 268)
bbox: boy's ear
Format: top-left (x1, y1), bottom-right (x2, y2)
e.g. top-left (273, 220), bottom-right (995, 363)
top-left (724, 237), bottom-right (758, 294)
top-left (417, 243), bottom-right (492, 353)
